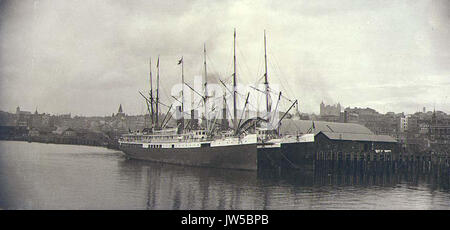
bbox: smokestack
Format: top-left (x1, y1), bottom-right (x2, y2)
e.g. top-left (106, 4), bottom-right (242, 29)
top-left (176, 105), bottom-right (184, 134)
top-left (221, 105), bottom-right (228, 130)
top-left (191, 109), bottom-right (198, 130)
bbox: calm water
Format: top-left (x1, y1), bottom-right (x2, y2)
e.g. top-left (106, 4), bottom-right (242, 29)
top-left (0, 141), bottom-right (449, 210)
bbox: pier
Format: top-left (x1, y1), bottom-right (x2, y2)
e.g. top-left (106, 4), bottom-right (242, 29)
top-left (259, 120), bottom-right (450, 177)
top-left (313, 150), bottom-right (450, 175)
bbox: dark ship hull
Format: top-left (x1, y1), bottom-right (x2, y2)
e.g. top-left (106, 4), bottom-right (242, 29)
top-left (257, 140), bottom-right (315, 172)
top-left (119, 142), bottom-right (258, 171)
top-left (278, 142), bottom-right (315, 171)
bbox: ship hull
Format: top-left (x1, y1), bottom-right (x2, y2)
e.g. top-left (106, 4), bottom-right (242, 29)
top-left (280, 142), bottom-right (315, 171)
top-left (119, 143), bottom-right (258, 171)
top-left (257, 141), bottom-right (315, 171)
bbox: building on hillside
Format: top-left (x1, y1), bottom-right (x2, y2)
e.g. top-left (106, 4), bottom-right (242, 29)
top-left (15, 106), bottom-right (33, 127)
top-left (62, 128), bottom-right (77, 137)
top-left (342, 107), bottom-right (400, 136)
top-left (320, 102), bottom-right (341, 116)
top-left (28, 128), bottom-right (40, 137)
top-left (16, 106), bottom-right (32, 115)
top-left (429, 110), bottom-right (450, 151)
top-left (319, 102), bottom-right (342, 122)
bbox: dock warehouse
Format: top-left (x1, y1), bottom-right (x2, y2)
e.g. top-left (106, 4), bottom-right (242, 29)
top-left (276, 120), bottom-right (397, 169)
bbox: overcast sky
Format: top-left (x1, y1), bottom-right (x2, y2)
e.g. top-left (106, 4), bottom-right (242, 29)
top-left (0, 0), bottom-right (449, 116)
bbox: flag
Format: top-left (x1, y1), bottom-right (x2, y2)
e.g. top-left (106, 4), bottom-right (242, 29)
top-left (178, 57), bottom-right (183, 65)
top-left (156, 56), bottom-right (159, 67)
top-left (312, 121), bottom-right (315, 129)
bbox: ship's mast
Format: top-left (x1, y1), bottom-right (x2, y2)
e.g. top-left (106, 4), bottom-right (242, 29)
top-left (264, 30), bottom-right (270, 115)
top-left (223, 90), bottom-right (228, 130)
top-left (203, 43), bottom-right (208, 131)
top-left (156, 56), bottom-right (160, 129)
top-left (149, 58), bottom-right (154, 128)
top-left (181, 56), bottom-right (185, 116)
top-left (233, 28), bottom-right (238, 130)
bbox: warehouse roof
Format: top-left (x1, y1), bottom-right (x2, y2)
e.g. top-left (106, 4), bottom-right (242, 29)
top-left (279, 119), bottom-right (397, 143)
top-left (318, 131), bottom-right (397, 143)
top-left (279, 119), bottom-right (373, 135)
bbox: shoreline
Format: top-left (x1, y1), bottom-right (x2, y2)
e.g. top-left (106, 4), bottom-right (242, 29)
top-left (0, 136), bottom-right (120, 151)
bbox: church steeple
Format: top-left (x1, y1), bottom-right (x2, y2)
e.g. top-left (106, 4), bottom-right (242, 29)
top-left (116, 104), bottom-right (125, 118)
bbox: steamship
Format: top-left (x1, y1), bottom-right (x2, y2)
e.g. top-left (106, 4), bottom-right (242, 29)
top-left (119, 30), bottom-right (260, 170)
top-left (120, 129), bottom-right (258, 170)
top-left (119, 30), bottom-right (311, 170)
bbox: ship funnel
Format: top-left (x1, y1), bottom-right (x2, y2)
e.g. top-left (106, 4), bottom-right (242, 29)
top-left (176, 105), bottom-right (184, 134)
top-left (221, 106), bottom-right (229, 130)
top-left (191, 109), bottom-right (199, 130)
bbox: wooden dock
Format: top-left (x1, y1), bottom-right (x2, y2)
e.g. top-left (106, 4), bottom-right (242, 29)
top-left (313, 150), bottom-right (450, 175)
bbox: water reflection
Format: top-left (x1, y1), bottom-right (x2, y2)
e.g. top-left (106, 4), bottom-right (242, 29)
top-left (117, 158), bottom-right (450, 210)
top-left (258, 164), bottom-right (450, 192)
top-left (1, 141), bottom-right (449, 209)
top-left (117, 159), bottom-right (259, 209)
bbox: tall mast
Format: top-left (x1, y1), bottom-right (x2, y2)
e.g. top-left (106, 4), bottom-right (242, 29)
top-left (156, 56), bottom-right (160, 128)
top-left (203, 43), bottom-right (208, 130)
top-left (233, 28), bottom-right (238, 130)
top-left (181, 56), bottom-right (184, 115)
top-left (264, 30), bottom-right (270, 114)
top-left (222, 90), bottom-right (228, 130)
top-left (149, 58), bottom-right (154, 128)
